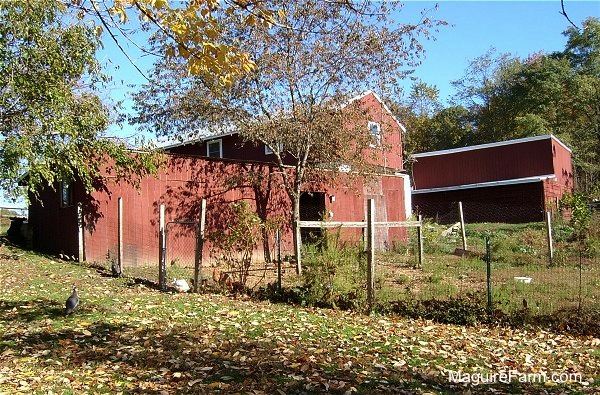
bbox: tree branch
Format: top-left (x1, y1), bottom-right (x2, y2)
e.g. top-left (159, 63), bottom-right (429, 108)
top-left (560, 0), bottom-right (581, 31)
top-left (91, 1), bottom-right (151, 82)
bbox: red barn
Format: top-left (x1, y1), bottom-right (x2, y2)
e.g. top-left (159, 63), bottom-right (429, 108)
top-left (411, 135), bottom-right (573, 223)
top-left (28, 91), bottom-right (412, 266)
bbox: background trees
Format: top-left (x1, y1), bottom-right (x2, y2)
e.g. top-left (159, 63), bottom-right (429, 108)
top-left (398, 17), bottom-right (599, 197)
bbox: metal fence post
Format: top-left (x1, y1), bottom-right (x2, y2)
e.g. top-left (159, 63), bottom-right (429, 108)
top-left (485, 237), bottom-right (492, 314)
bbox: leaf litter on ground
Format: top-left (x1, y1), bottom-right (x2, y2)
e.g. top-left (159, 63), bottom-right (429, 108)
top-left (0, 245), bottom-right (598, 394)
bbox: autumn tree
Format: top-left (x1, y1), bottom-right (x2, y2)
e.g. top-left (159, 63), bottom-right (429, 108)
top-left (133, 0), bottom-right (444, 273)
top-left (81, 0), bottom-right (279, 86)
top-left (0, 0), bottom-right (158, 201)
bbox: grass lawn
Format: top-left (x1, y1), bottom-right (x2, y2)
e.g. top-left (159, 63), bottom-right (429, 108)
top-left (374, 220), bottom-right (600, 315)
top-left (0, 242), bottom-right (598, 394)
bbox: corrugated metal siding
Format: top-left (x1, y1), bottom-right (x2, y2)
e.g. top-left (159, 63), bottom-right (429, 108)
top-left (412, 138), bottom-right (555, 190)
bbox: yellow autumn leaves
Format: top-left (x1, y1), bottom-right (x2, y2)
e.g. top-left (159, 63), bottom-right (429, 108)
top-left (105, 0), bottom-right (282, 86)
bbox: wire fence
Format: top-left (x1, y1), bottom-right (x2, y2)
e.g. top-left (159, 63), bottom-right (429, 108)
top-left (90, 197), bottom-right (599, 319)
top-left (374, 202), bottom-right (599, 316)
top-left (289, 198), bottom-right (599, 321)
top-left (413, 200), bottom-right (550, 224)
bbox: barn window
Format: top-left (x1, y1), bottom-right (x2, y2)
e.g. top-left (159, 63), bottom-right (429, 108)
top-left (368, 121), bottom-right (381, 147)
top-left (265, 142), bottom-right (284, 155)
top-left (60, 181), bottom-right (73, 208)
top-left (206, 139), bottom-right (223, 158)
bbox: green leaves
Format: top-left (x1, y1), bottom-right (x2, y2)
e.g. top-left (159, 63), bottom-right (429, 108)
top-left (0, 0), bottom-right (159, 201)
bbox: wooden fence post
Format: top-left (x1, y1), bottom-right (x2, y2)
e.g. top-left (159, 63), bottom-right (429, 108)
top-left (546, 211), bottom-right (554, 265)
top-left (458, 201), bottom-right (467, 251)
top-left (159, 204), bottom-right (167, 291)
top-left (367, 199), bottom-right (375, 310)
top-left (193, 199), bottom-right (206, 293)
top-left (77, 203), bottom-right (84, 262)
top-left (117, 197), bottom-right (123, 275)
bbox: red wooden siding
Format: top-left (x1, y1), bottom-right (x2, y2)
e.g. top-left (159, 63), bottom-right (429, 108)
top-left (357, 92), bottom-right (404, 170)
top-left (412, 137), bottom-right (559, 190)
top-left (165, 92), bottom-right (405, 172)
top-left (29, 155), bottom-right (408, 266)
top-left (167, 134), bottom-right (285, 165)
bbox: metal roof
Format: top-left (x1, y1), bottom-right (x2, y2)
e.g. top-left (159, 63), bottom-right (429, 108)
top-left (411, 134), bottom-right (571, 158)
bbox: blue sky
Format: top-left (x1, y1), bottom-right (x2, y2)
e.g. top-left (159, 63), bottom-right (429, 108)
top-left (97, 1), bottom-right (599, 135)
top-left (395, 0), bottom-right (599, 103)
top-left (2, 1), bottom-right (598, 208)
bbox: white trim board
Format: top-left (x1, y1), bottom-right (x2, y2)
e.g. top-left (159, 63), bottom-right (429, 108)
top-left (412, 174), bottom-right (557, 194)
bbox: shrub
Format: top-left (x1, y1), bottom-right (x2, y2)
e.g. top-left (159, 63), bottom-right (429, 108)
top-left (208, 201), bottom-right (264, 286)
top-left (300, 230), bottom-right (367, 310)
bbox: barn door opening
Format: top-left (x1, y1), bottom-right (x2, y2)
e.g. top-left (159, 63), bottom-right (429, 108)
top-left (166, 221), bottom-right (198, 268)
top-left (300, 191), bottom-right (326, 245)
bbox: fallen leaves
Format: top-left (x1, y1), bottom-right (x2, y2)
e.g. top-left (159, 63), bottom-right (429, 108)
top-left (0, 249), bottom-right (598, 394)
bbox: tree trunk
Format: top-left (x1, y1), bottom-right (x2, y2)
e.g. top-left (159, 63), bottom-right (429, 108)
top-left (292, 195), bottom-right (302, 275)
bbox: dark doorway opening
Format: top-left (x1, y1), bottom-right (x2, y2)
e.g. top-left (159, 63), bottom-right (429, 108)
top-left (300, 191), bottom-right (326, 245)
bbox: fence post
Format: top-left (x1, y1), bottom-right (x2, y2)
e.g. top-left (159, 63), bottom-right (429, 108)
top-left (114, 197), bottom-right (123, 276)
top-left (545, 211), bottom-right (554, 265)
top-left (367, 199), bottom-right (375, 310)
top-left (417, 214), bottom-right (424, 269)
top-left (159, 204), bottom-right (167, 291)
top-left (485, 237), bottom-right (492, 315)
top-left (276, 228), bottom-right (282, 293)
top-left (193, 199), bottom-right (207, 293)
top-left (77, 203), bottom-right (84, 262)
top-left (458, 201), bottom-right (467, 251)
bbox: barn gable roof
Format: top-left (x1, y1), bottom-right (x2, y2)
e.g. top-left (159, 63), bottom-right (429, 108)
top-left (159, 90), bottom-right (404, 151)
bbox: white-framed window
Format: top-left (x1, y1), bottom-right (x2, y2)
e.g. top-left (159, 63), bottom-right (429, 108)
top-left (265, 142), bottom-right (284, 155)
top-left (368, 121), bottom-right (381, 147)
top-left (206, 139), bottom-right (223, 158)
top-left (60, 180), bottom-right (73, 208)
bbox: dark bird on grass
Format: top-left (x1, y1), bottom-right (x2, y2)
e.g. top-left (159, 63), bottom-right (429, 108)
top-left (522, 298), bottom-right (528, 309)
top-left (65, 285), bottom-right (79, 315)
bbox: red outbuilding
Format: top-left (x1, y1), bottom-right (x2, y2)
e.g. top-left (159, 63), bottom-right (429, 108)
top-left (28, 91), bottom-right (412, 266)
top-left (411, 135), bottom-right (573, 223)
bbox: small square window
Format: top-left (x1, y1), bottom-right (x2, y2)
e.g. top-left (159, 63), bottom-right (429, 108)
top-left (206, 139), bottom-right (223, 158)
top-left (60, 181), bottom-right (73, 208)
top-left (265, 142), bottom-right (284, 155)
top-left (368, 121), bottom-right (381, 147)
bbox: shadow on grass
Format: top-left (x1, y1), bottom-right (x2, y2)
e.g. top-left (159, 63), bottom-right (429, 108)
top-left (0, 302), bottom-right (593, 395)
top-left (0, 298), bottom-right (66, 321)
